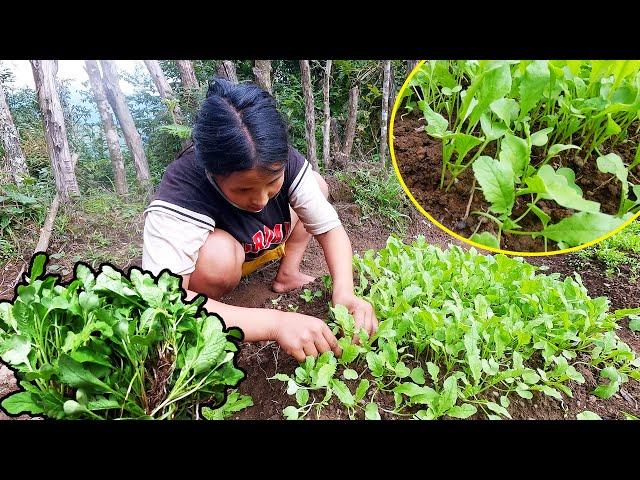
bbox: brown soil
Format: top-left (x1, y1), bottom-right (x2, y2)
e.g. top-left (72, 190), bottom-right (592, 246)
top-left (1, 180), bottom-right (638, 421)
top-left (393, 109), bottom-right (640, 253)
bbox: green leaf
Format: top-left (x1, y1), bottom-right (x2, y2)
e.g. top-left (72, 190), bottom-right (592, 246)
top-left (469, 62), bottom-right (512, 127)
top-left (366, 352), bottom-right (384, 377)
top-left (331, 379), bottom-right (355, 406)
top-left (605, 115), bottom-right (621, 136)
top-left (540, 212), bottom-right (626, 247)
top-left (489, 98), bottom-right (519, 126)
top-left (519, 60), bottom-right (550, 119)
top-left (522, 370), bottom-right (540, 384)
top-left (480, 113), bottom-right (507, 141)
top-left (547, 144), bottom-right (580, 159)
top-left (1, 391), bottom-right (43, 415)
top-left (577, 411), bottom-right (602, 420)
top-left (438, 376), bottom-right (459, 412)
top-left (469, 232), bottom-right (500, 249)
top-left (597, 153), bottom-right (628, 201)
top-left (535, 165), bottom-right (600, 212)
top-left (316, 363), bottom-right (337, 388)
top-left (426, 361), bottom-right (440, 385)
top-left (402, 284), bottom-right (423, 304)
top-left (192, 316), bottom-right (226, 375)
top-left (628, 315), bottom-right (640, 332)
top-left (58, 354), bottom-right (113, 393)
top-left (418, 100), bottom-right (449, 137)
top-left (29, 253), bottom-right (47, 281)
top-left (343, 368), bottom-right (359, 380)
top-left (355, 379), bottom-right (370, 402)
top-left (486, 401), bottom-right (512, 419)
top-left (1, 335), bottom-right (31, 367)
top-left (340, 343), bottom-right (360, 364)
top-left (365, 402), bottom-right (381, 420)
top-left (530, 127), bottom-right (554, 147)
top-left (499, 133), bottom-right (530, 178)
top-left (410, 367), bottom-right (426, 385)
top-left (283, 406), bottom-right (299, 420)
top-left (271, 373), bottom-right (290, 382)
top-left (295, 388), bottom-right (309, 406)
top-left (447, 403), bottom-right (477, 419)
top-left (473, 155), bottom-right (515, 215)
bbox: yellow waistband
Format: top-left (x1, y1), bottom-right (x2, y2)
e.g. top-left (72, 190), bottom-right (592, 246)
top-left (241, 242), bottom-right (286, 277)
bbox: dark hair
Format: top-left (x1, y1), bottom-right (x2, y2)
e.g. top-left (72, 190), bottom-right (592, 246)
top-left (192, 77), bottom-right (289, 176)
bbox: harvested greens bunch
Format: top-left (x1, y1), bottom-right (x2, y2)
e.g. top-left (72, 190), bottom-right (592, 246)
top-left (0, 254), bottom-right (244, 419)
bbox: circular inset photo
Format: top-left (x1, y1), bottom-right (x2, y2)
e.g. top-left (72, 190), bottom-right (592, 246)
top-left (391, 60), bottom-right (640, 254)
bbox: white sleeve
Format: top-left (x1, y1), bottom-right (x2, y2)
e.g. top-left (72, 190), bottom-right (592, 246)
top-left (288, 160), bottom-right (342, 235)
top-left (142, 210), bottom-right (211, 276)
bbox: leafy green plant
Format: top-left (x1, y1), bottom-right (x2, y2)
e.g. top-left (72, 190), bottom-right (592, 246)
top-left (300, 289), bottom-right (323, 303)
top-left (274, 236), bottom-right (640, 419)
top-left (201, 390), bottom-right (253, 420)
top-left (405, 60), bottom-right (640, 251)
top-left (0, 254), bottom-right (244, 419)
top-left (336, 168), bottom-right (411, 232)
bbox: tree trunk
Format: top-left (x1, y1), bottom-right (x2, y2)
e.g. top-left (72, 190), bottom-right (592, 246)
top-left (322, 60), bottom-right (332, 170)
top-left (30, 60), bottom-right (80, 202)
top-left (380, 61), bottom-right (391, 167)
top-left (176, 60), bottom-right (199, 91)
top-left (330, 118), bottom-right (342, 157)
top-left (405, 60), bottom-right (419, 75)
top-left (100, 60), bottom-right (152, 197)
top-left (342, 85), bottom-right (359, 159)
top-left (217, 61), bottom-right (238, 84)
top-left (84, 60), bottom-right (128, 196)
top-left (331, 85), bottom-right (359, 169)
top-left (144, 60), bottom-right (183, 125)
top-left (299, 60), bottom-right (318, 171)
top-left (0, 81), bottom-right (29, 184)
top-left (253, 60), bottom-right (272, 94)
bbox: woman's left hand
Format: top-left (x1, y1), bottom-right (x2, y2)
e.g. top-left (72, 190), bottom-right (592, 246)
top-left (332, 291), bottom-right (378, 341)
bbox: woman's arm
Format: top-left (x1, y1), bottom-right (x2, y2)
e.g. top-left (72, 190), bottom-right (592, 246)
top-left (315, 226), bottom-right (379, 337)
top-left (181, 274), bottom-right (341, 362)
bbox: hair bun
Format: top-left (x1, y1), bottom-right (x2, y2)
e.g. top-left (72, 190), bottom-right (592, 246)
top-left (206, 76), bottom-right (233, 98)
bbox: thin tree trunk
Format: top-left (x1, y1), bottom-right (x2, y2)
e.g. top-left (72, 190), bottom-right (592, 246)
top-left (34, 153), bottom-right (78, 254)
top-left (176, 60), bottom-right (199, 91)
top-left (330, 118), bottom-right (342, 157)
top-left (217, 61), bottom-right (238, 84)
top-left (405, 60), bottom-right (419, 75)
top-left (84, 61), bottom-right (128, 196)
top-left (144, 60), bottom-right (183, 125)
top-left (253, 60), bottom-right (272, 94)
top-left (30, 60), bottom-right (80, 202)
top-left (342, 84), bottom-right (359, 159)
top-left (380, 61), bottom-right (391, 167)
top-left (322, 60), bottom-right (332, 170)
top-left (299, 60), bottom-right (318, 171)
top-left (0, 81), bottom-right (29, 184)
top-left (100, 60), bottom-right (152, 197)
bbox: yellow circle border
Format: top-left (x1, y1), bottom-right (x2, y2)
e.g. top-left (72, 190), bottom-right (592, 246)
top-left (389, 60), bottom-right (640, 257)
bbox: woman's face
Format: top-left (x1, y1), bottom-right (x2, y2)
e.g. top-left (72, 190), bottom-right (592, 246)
top-left (214, 166), bottom-right (285, 213)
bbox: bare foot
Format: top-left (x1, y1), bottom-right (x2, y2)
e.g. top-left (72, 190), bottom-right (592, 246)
top-left (272, 270), bottom-right (316, 293)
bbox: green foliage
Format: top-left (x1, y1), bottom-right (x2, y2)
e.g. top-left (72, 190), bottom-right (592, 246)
top-left (273, 236), bottom-right (640, 420)
top-left (0, 254), bottom-right (244, 419)
top-left (577, 219), bottom-right (640, 275)
top-left (408, 60), bottom-right (640, 250)
top-left (336, 168), bottom-right (411, 232)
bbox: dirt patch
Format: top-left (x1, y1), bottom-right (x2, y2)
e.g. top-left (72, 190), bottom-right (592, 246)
top-left (393, 109), bottom-right (640, 253)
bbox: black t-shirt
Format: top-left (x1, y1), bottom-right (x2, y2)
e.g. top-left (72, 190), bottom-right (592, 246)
top-left (145, 145), bottom-right (309, 260)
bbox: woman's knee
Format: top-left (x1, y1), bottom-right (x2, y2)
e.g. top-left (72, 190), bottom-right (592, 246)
top-left (190, 229), bottom-right (244, 296)
top-left (312, 170), bottom-right (329, 199)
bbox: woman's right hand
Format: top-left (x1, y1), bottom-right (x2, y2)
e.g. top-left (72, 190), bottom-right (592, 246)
top-left (272, 312), bottom-right (342, 363)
